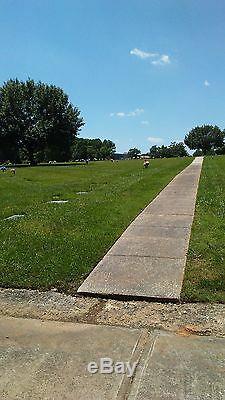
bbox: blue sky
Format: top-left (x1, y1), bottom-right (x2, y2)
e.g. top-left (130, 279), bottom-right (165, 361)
top-left (0, 0), bottom-right (225, 153)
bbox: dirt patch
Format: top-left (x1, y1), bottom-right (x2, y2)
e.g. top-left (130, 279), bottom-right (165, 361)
top-left (96, 299), bottom-right (225, 337)
top-left (0, 288), bottom-right (224, 337)
top-left (0, 288), bottom-right (99, 323)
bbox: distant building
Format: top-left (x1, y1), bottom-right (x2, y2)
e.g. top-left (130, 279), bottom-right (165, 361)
top-left (140, 154), bottom-right (150, 159)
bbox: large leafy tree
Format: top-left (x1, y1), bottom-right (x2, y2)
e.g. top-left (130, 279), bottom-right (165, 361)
top-left (0, 79), bottom-right (84, 163)
top-left (168, 142), bottom-right (188, 157)
top-left (127, 148), bottom-right (141, 159)
top-left (184, 125), bottom-right (225, 155)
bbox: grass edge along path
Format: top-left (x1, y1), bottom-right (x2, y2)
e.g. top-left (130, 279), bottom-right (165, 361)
top-left (182, 155), bottom-right (225, 303)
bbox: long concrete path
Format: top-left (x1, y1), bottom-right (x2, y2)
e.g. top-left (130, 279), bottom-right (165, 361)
top-left (1, 316), bottom-right (224, 399)
top-left (78, 157), bottom-right (204, 300)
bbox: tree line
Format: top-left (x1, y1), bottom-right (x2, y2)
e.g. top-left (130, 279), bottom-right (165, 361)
top-left (129, 126), bottom-right (225, 159)
top-left (126, 142), bottom-right (187, 159)
top-left (0, 79), bottom-right (116, 164)
top-left (1, 79), bottom-right (225, 164)
top-left (149, 142), bottom-right (188, 158)
top-left (72, 138), bottom-right (116, 160)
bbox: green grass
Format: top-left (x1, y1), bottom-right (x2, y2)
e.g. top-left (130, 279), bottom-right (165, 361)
top-left (0, 158), bottom-right (191, 292)
top-left (182, 156), bottom-right (225, 303)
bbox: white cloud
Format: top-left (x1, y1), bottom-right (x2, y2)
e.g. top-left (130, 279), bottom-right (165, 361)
top-left (110, 112), bottom-right (125, 117)
top-left (204, 80), bottom-right (210, 87)
top-left (141, 120), bottom-right (149, 125)
top-left (151, 54), bottom-right (171, 66)
top-left (110, 108), bottom-right (144, 118)
top-left (127, 108), bottom-right (144, 117)
top-left (130, 48), bottom-right (171, 66)
top-left (161, 55), bottom-right (170, 64)
top-left (147, 136), bottom-right (164, 145)
top-left (130, 48), bottom-right (158, 59)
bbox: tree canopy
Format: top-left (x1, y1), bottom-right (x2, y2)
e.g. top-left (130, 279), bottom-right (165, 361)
top-left (184, 125), bottom-right (225, 155)
top-left (149, 142), bottom-right (188, 158)
top-left (127, 148), bottom-right (141, 159)
top-left (72, 137), bottom-right (116, 160)
top-left (0, 78), bottom-right (84, 163)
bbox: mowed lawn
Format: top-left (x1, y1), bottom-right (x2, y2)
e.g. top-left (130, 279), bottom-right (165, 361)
top-left (182, 156), bottom-right (225, 303)
top-left (0, 158), bottom-right (191, 292)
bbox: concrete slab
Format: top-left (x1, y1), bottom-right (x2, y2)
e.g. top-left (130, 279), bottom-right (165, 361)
top-left (1, 315), bottom-right (224, 400)
top-left (161, 189), bottom-right (197, 197)
top-left (157, 194), bottom-right (197, 202)
top-left (145, 196), bottom-right (196, 206)
top-left (132, 213), bottom-right (193, 228)
top-left (144, 202), bottom-right (195, 216)
top-left (128, 332), bottom-right (225, 400)
top-left (125, 225), bottom-right (191, 239)
top-left (0, 316), bottom-right (143, 400)
top-left (170, 176), bottom-right (199, 184)
top-left (108, 236), bottom-right (188, 258)
top-left (78, 157), bottom-right (203, 300)
top-left (77, 256), bottom-right (185, 299)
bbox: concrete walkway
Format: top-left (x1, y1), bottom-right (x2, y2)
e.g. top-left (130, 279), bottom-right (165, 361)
top-left (129, 331), bottom-right (225, 400)
top-left (1, 316), bottom-right (224, 399)
top-left (78, 157), bottom-right (204, 300)
top-left (0, 317), bottom-right (142, 400)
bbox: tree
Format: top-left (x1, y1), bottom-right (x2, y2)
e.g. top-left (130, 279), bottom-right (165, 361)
top-left (215, 145), bottom-right (225, 155)
top-left (0, 78), bottom-right (84, 163)
top-left (149, 142), bottom-right (188, 158)
top-left (127, 148), bottom-right (141, 159)
top-left (159, 145), bottom-right (171, 158)
top-left (71, 137), bottom-right (116, 160)
top-left (168, 142), bottom-right (188, 157)
top-left (149, 145), bottom-right (161, 158)
top-left (184, 125), bottom-right (225, 155)
top-left (100, 139), bottom-right (116, 159)
top-left (72, 138), bottom-right (88, 160)
top-left (89, 139), bottom-right (102, 159)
